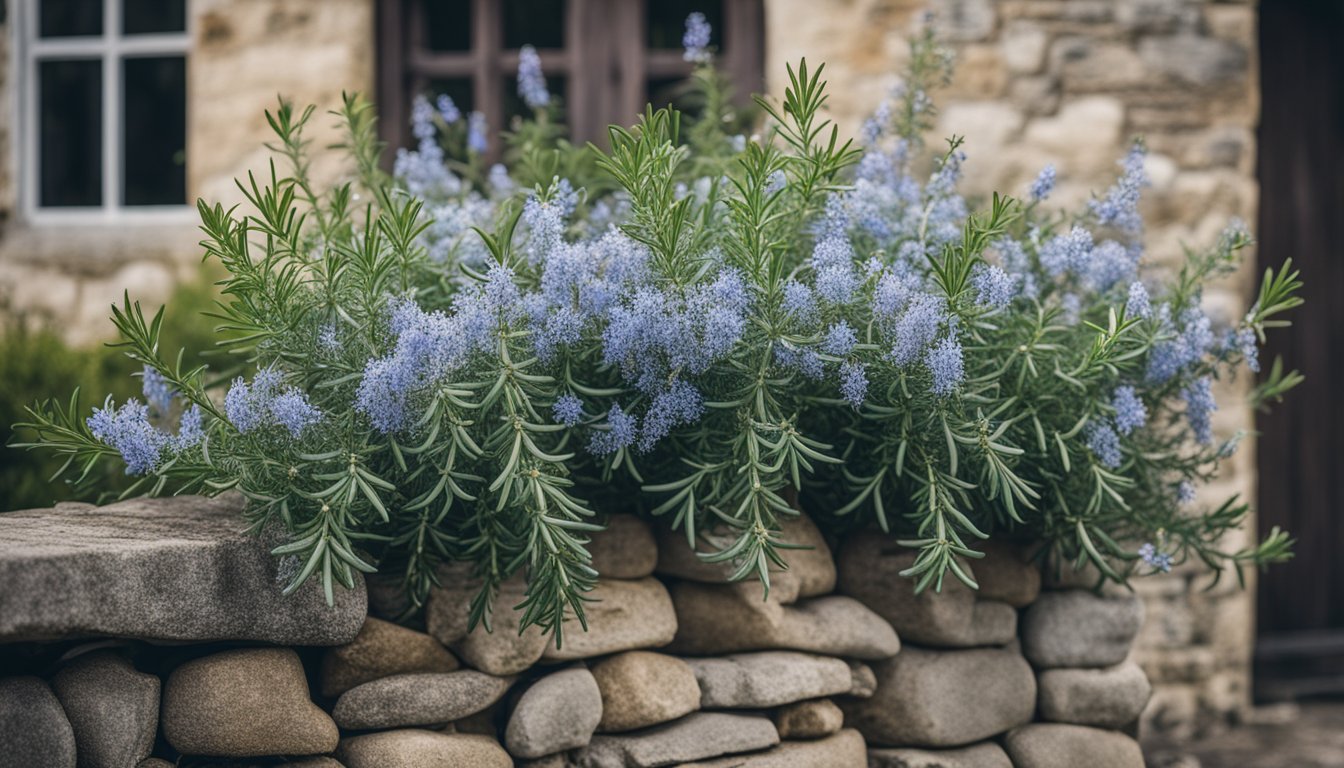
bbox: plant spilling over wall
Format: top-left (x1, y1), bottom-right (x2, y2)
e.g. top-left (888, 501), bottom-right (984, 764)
top-left (16, 18), bottom-right (1301, 644)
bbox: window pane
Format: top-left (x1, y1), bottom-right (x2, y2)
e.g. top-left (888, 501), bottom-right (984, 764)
top-left (424, 0), bottom-right (472, 52)
top-left (39, 0), bottom-right (103, 37)
top-left (504, 0), bottom-right (564, 49)
top-left (123, 56), bottom-right (187, 206)
top-left (123, 0), bottom-right (187, 35)
top-left (427, 79), bottom-right (475, 114)
top-left (39, 60), bottom-right (102, 207)
top-left (647, 1), bottom-right (722, 50)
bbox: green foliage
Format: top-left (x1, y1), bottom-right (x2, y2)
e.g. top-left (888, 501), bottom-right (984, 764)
top-left (14, 24), bottom-right (1302, 645)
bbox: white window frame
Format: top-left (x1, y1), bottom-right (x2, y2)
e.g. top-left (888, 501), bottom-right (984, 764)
top-left (14, 0), bottom-right (193, 226)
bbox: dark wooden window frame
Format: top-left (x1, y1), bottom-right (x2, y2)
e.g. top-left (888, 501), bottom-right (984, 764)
top-left (376, 0), bottom-right (764, 156)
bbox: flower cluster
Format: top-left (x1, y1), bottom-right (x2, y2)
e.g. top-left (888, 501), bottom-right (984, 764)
top-left (28, 16), bottom-right (1300, 641)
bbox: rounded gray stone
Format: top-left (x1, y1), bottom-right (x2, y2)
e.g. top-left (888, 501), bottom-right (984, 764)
top-left (842, 646), bottom-right (1036, 748)
top-left (1020, 590), bottom-right (1144, 668)
top-left (1003, 723), bottom-right (1145, 768)
top-left (541, 577), bottom-right (678, 661)
top-left (321, 617), bottom-right (459, 697)
top-left (837, 531), bottom-right (1016, 647)
top-left (590, 514), bottom-right (658, 579)
top-left (868, 742), bottom-right (1013, 768)
top-left (0, 676), bottom-right (75, 768)
top-left (680, 728), bottom-right (867, 766)
top-left (333, 670), bottom-right (513, 729)
top-left (685, 652), bottom-right (852, 709)
top-left (51, 651), bottom-right (159, 768)
top-left (656, 513), bottom-right (836, 598)
top-left (668, 581), bottom-right (900, 660)
top-left (1037, 661), bottom-right (1152, 728)
top-left (505, 666), bottom-right (603, 758)
top-left (591, 651), bottom-right (701, 733)
top-left (574, 712), bottom-right (780, 768)
top-left (337, 729), bottom-right (512, 768)
top-left (773, 698), bottom-right (844, 739)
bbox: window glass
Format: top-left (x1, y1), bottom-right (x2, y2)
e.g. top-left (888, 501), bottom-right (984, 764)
top-left (122, 0), bottom-right (187, 35)
top-left (427, 79), bottom-right (475, 113)
top-left (123, 56), bottom-right (187, 206)
top-left (504, 0), bottom-right (565, 49)
top-left (39, 59), bottom-right (103, 207)
top-left (425, 0), bottom-right (473, 51)
top-left (647, 0), bottom-right (722, 50)
top-left (39, 0), bottom-right (103, 38)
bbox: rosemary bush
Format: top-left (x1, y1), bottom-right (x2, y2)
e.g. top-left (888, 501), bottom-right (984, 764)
top-left (18, 20), bottom-right (1300, 642)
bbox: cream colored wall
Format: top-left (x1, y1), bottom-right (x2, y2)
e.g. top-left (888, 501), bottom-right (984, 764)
top-left (764, 0), bottom-right (1261, 739)
top-left (0, 0), bottom-right (375, 345)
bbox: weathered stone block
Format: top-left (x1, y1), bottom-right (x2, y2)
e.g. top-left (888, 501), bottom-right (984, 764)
top-left (842, 646), bottom-right (1036, 747)
top-left (0, 495), bottom-right (365, 645)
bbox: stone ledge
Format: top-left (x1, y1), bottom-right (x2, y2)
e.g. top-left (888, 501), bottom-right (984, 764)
top-left (0, 494), bottom-right (366, 645)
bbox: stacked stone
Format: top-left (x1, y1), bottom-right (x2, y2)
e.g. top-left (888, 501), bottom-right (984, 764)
top-left (0, 495), bottom-right (1160, 767)
top-left (836, 531), bottom-right (1152, 768)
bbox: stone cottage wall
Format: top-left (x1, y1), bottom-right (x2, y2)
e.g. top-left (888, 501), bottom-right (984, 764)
top-left (764, 0), bottom-right (1260, 739)
top-left (0, 0), bottom-right (372, 345)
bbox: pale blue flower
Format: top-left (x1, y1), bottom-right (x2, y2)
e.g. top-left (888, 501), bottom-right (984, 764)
top-left (1111, 385), bottom-right (1147, 436)
top-left (1182, 376), bottom-right (1216, 444)
top-left (553, 393), bottom-right (584, 426)
top-left (517, 45), bottom-right (550, 109)
top-left (973, 264), bottom-right (1016, 309)
top-left (639, 380), bottom-right (704, 451)
top-left (141, 366), bottom-right (176, 416)
top-left (1138, 542), bottom-right (1173, 573)
top-left (822, 321), bottom-right (857, 356)
top-left (925, 336), bottom-right (965, 396)
top-left (888, 293), bottom-right (947, 367)
top-left (270, 389), bottom-right (322, 438)
top-left (435, 94), bottom-right (461, 124)
top-left (1125, 281), bottom-right (1152, 320)
top-left (840, 361), bottom-right (868, 409)
top-left (87, 399), bottom-right (169, 475)
top-left (1029, 164), bottom-right (1056, 202)
top-left (1039, 226), bottom-right (1094, 278)
top-left (683, 12), bottom-right (712, 63)
top-left (1086, 420), bottom-right (1123, 468)
top-left (467, 111), bottom-right (488, 154)
top-left (590, 403), bottom-right (638, 455)
top-left (1177, 481), bottom-right (1197, 504)
top-left (1090, 141), bottom-right (1148, 236)
top-left (782, 280), bottom-right (818, 324)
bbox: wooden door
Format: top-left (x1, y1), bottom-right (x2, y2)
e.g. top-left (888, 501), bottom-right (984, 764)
top-left (1254, 0), bottom-right (1344, 701)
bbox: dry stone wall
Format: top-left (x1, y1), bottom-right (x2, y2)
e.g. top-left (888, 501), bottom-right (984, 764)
top-left (764, 0), bottom-right (1261, 737)
top-left (0, 497), bottom-right (1155, 767)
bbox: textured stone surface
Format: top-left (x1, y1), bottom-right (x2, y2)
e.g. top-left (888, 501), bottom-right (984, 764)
top-left (137, 760), bottom-right (175, 768)
top-left (656, 513), bottom-right (836, 598)
top-left (868, 742), bottom-right (1014, 768)
top-left (162, 648), bottom-right (338, 757)
top-left (591, 651), bottom-right (701, 732)
top-left (847, 661), bottom-right (878, 698)
top-left (1021, 590), bottom-right (1144, 668)
top-left (574, 712), bottom-right (779, 768)
top-left (774, 698), bottom-right (844, 739)
top-left (837, 531), bottom-right (1016, 647)
top-left (541, 577), bottom-right (678, 661)
top-left (0, 495), bottom-right (365, 644)
top-left (427, 565), bottom-right (549, 675)
top-left (51, 651), bottom-right (159, 768)
top-left (686, 652), bottom-right (852, 709)
top-left (971, 540), bottom-right (1042, 608)
top-left (0, 676), bottom-right (75, 768)
top-left (590, 514), bottom-right (658, 579)
top-left (333, 670), bottom-right (513, 730)
top-left (668, 580), bottom-right (899, 659)
top-left (843, 646), bottom-right (1036, 747)
top-left (505, 667), bottom-right (603, 758)
top-left (682, 728), bottom-right (867, 767)
top-left (1037, 661), bottom-right (1152, 728)
top-left (1003, 724), bottom-right (1145, 768)
top-left (337, 729), bottom-right (511, 768)
top-left (321, 617), bottom-right (459, 697)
